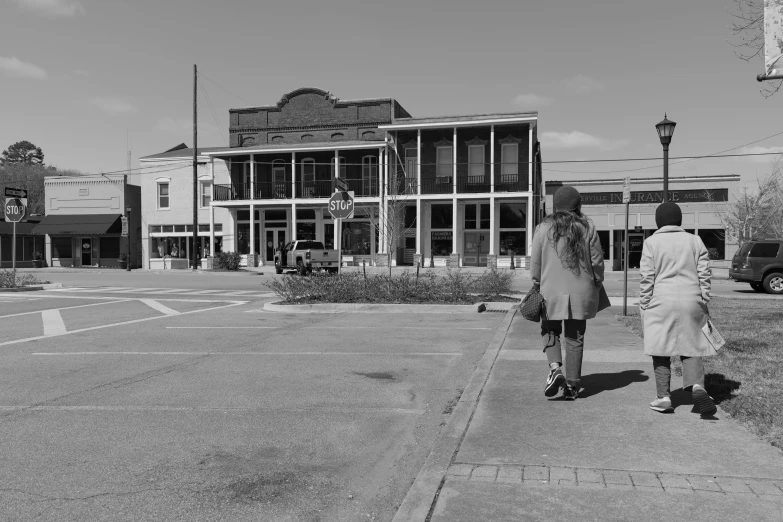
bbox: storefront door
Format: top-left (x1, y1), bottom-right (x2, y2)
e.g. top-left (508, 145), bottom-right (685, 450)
top-left (463, 232), bottom-right (489, 267)
top-left (628, 233), bottom-right (644, 269)
top-left (81, 238), bottom-right (92, 266)
top-left (265, 229), bottom-right (286, 263)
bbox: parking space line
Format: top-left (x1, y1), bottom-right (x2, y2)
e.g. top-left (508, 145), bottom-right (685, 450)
top-left (166, 326), bottom-right (277, 329)
top-left (305, 326), bottom-right (493, 330)
top-left (0, 301), bottom-right (247, 347)
top-left (0, 299), bottom-right (132, 319)
top-left (0, 405), bottom-right (426, 415)
top-left (33, 351), bottom-right (463, 356)
top-left (42, 309), bottom-right (67, 336)
top-left (140, 299), bottom-right (180, 316)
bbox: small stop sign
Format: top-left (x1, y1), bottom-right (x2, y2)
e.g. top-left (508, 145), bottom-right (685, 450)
top-left (328, 191), bottom-right (354, 219)
top-left (4, 198), bottom-right (25, 223)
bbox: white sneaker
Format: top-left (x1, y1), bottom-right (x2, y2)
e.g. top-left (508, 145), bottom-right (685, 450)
top-left (692, 385), bottom-right (717, 416)
top-left (650, 397), bottom-right (674, 413)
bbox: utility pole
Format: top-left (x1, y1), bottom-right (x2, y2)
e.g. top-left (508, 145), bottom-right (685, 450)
top-left (192, 64), bottom-right (199, 271)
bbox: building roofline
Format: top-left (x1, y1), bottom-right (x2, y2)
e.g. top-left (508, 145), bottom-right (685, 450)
top-left (545, 174), bottom-right (741, 185)
top-left (380, 113), bottom-right (538, 129)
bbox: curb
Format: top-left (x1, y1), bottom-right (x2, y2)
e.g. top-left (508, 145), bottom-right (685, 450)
top-left (0, 286), bottom-right (43, 292)
top-left (263, 302), bottom-right (487, 314)
top-left (391, 307), bottom-right (518, 522)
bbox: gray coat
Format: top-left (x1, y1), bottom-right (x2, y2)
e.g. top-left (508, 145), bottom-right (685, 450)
top-left (530, 220), bottom-right (605, 320)
top-left (639, 226), bottom-right (713, 357)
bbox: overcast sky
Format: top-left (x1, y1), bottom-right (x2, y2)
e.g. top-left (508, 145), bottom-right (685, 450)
top-left (1, 0), bottom-right (780, 186)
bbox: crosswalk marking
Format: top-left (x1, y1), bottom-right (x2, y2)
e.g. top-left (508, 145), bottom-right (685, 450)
top-left (42, 309), bottom-right (67, 336)
top-left (139, 299), bottom-right (180, 316)
top-left (45, 286), bottom-right (276, 298)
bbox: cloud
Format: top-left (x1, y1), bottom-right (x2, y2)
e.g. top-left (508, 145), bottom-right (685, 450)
top-left (13, 0), bottom-right (85, 16)
top-left (737, 145), bottom-right (783, 163)
top-left (90, 97), bottom-right (138, 114)
top-left (562, 74), bottom-right (604, 95)
top-left (541, 130), bottom-right (627, 150)
top-left (0, 56), bottom-right (47, 79)
top-left (512, 93), bottom-right (553, 110)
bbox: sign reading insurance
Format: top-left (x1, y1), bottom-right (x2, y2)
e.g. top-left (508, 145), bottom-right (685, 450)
top-left (581, 188), bottom-right (728, 205)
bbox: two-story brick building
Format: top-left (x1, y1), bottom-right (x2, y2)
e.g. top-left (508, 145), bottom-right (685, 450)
top-left (139, 87), bottom-right (543, 269)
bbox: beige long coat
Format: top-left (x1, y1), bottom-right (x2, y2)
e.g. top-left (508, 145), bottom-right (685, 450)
top-left (639, 226), bottom-right (713, 357)
top-left (530, 220), bottom-right (605, 320)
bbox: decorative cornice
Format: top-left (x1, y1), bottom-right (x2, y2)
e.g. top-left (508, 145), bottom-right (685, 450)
top-left (229, 121), bottom-right (390, 133)
top-left (277, 87), bottom-right (337, 109)
top-left (464, 136), bottom-right (488, 146)
top-left (499, 134), bottom-right (522, 144)
top-left (401, 139), bottom-right (418, 150)
top-left (433, 138), bottom-right (453, 148)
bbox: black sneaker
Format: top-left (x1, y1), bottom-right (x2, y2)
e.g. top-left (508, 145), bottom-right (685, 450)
top-left (692, 385), bottom-right (717, 416)
top-left (545, 367), bottom-right (565, 397)
top-left (563, 385), bottom-right (579, 401)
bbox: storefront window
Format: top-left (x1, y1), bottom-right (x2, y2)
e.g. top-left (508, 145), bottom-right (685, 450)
top-left (431, 231), bottom-right (453, 256)
top-left (597, 231), bottom-right (610, 260)
top-left (101, 237), bottom-right (121, 259)
top-left (480, 204), bottom-right (490, 229)
top-left (341, 222), bottom-right (371, 255)
top-left (237, 224), bottom-right (250, 254)
top-left (499, 232), bottom-right (526, 256)
top-left (465, 205), bottom-right (477, 229)
top-left (698, 229), bottom-right (725, 260)
top-left (52, 237), bottom-right (72, 258)
top-left (500, 203), bottom-right (526, 228)
top-left (297, 222), bottom-right (316, 240)
top-left (431, 204), bottom-right (453, 228)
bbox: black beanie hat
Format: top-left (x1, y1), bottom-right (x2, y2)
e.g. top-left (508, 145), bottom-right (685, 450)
top-left (655, 202), bottom-right (682, 228)
top-left (553, 186), bottom-right (582, 212)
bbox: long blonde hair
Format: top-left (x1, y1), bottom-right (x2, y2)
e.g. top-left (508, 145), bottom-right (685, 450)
top-left (543, 210), bottom-right (591, 275)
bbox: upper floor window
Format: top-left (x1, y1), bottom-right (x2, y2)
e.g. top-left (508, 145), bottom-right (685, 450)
top-left (404, 149), bottom-right (417, 179)
top-left (330, 156), bottom-right (346, 178)
top-left (468, 145), bottom-right (485, 179)
top-left (302, 158), bottom-right (316, 183)
top-left (436, 146), bottom-right (452, 180)
top-left (362, 156), bottom-right (378, 195)
top-left (200, 181), bottom-right (212, 208)
top-left (501, 144), bottom-right (519, 176)
top-left (158, 183), bottom-right (170, 209)
top-left (272, 160), bottom-right (286, 184)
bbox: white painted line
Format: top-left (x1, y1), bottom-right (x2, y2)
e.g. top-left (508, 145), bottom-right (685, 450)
top-left (305, 326), bottom-right (492, 330)
top-left (113, 288), bottom-right (165, 293)
top-left (33, 351), bottom-right (463, 356)
top-left (166, 326), bottom-right (277, 329)
top-left (90, 287), bottom-right (132, 292)
top-left (226, 290), bottom-right (262, 295)
top-left (41, 309), bottom-right (67, 336)
top-left (35, 294), bottom-right (137, 301)
top-left (139, 299), bottom-right (180, 316)
top-left (184, 290), bottom-right (225, 294)
top-left (0, 301), bottom-right (247, 347)
top-left (0, 299), bottom-right (132, 319)
top-left (153, 288), bottom-right (195, 293)
top-left (0, 405), bottom-right (425, 415)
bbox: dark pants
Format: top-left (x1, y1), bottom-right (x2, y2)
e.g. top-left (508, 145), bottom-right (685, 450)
top-left (542, 319), bottom-right (587, 388)
top-left (652, 356), bottom-right (705, 398)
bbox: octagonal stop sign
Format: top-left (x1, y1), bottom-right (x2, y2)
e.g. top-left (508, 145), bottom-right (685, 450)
top-left (4, 197), bottom-right (25, 223)
top-left (328, 191), bottom-right (354, 219)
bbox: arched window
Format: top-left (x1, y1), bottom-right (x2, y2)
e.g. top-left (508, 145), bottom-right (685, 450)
top-left (272, 160), bottom-right (286, 183)
top-left (362, 155), bottom-right (378, 196)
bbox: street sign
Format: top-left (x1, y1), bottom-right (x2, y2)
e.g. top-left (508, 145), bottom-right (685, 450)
top-left (334, 178), bottom-right (349, 192)
top-left (4, 187), bottom-right (27, 199)
top-left (622, 177), bottom-right (631, 204)
top-left (328, 191), bottom-right (354, 219)
top-left (121, 216), bottom-right (129, 237)
top-left (4, 197), bottom-right (25, 223)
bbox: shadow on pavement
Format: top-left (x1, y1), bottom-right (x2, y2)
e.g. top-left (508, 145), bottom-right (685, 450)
top-left (577, 370), bottom-right (649, 399)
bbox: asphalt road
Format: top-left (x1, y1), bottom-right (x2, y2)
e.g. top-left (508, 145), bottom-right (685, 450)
top-left (0, 275), bottom-right (506, 521)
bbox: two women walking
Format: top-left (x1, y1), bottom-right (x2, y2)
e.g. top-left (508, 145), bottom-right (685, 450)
top-left (531, 186), bottom-right (717, 415)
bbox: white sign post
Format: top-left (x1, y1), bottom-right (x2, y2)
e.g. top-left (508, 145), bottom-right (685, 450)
top-left (622, 177), bottom-right (631, 316)
top-left (4, 195), bottom-right (26, 271)
top-left (329, 191), bottom-right (354, 275)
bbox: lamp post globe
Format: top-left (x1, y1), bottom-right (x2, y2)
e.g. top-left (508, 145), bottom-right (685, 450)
top-left (655, 114), bottom-right (676, 203)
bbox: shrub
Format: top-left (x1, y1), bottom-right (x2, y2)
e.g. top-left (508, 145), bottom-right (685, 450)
top-left (214, 251), bottom-right (242, 270)
top-left (472, 268), bottom-right (514, 297)
top-left (0, 269), bottom-right (48, 288)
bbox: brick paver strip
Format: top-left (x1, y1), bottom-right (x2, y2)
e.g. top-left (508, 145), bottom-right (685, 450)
top-left (448, 463), bottom-right (783, 500)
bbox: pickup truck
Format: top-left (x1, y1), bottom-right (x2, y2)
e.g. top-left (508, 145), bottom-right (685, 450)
top-left (274, 240), bottom-right (340, 274)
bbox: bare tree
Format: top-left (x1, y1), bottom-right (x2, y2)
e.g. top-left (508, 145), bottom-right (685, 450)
top-left (708, 155), bottom-right (783, 245)
top-left (728, 0), bottom-right (783, 97)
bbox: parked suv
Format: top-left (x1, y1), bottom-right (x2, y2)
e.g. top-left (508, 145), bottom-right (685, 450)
top-left (729, 240), bottom-right (783, 294)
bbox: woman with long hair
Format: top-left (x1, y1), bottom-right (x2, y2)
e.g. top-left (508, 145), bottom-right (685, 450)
top-left (530, 186), bottom-right (607, 400)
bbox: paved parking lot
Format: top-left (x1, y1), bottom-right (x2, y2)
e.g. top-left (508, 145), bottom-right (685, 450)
top-left (0, 283), bottom-right (506, 521)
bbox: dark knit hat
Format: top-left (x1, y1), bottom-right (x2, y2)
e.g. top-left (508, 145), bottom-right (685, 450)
top-left (655, 202), bottom-right (682, 228)
top-left (553, 186), bottom-right (582, 212)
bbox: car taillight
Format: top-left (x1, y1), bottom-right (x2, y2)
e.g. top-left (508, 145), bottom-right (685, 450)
top-left (741, 256), bottom-right (750, 269)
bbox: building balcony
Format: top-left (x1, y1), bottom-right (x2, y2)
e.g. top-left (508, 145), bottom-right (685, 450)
top-left (212, 178), bottom-right (380, 202)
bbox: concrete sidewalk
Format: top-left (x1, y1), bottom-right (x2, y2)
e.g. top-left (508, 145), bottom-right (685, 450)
top-left (395, 307), bottom-right (783, 521)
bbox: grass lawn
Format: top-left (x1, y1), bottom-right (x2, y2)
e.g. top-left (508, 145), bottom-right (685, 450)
top-left (617, 297), bottom-right (783, 450)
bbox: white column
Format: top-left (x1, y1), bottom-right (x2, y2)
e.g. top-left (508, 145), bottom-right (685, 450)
top-left (291, 152), bottom-right (296, 199)
top-left (209, 203), bottom-right (215, 257)
top-left (453, 127), bottom-right (457, 195)
top-left (250, 154), bottom-right (255, 200)
top-left (489, 196), bottom-right (495, 255)
top-left (526, 194), bottom-right (534, 256)
top-left (416, 198), bottom-right (422, 255)
top-left (490, 125), bottom-right (495, 193)
top-left (528, 125), bottom-right (533, 191)
top-left (249, 203), bottom-right (255, 256)
top-left (291, 203), bottom-right (297, 241)
top-left (416, 129), bottom-right (421, 195)
top-left (452, 197), bottom-right (458, 255)
top-left (381, 147), bottom-right (387, 255)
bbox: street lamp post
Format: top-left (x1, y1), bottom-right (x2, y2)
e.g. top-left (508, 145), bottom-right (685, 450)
top-left (125, 206), bottom-right (132, 272)
top-left (655, 115), bottom-right (676, 203)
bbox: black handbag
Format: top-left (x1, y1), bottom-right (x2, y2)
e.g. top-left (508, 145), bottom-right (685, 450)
top-left (520, 286), bottom-right (548, 322)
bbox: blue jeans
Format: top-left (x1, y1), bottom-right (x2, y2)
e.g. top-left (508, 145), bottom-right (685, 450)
top-left (542, 319), bottom-right (587, 388)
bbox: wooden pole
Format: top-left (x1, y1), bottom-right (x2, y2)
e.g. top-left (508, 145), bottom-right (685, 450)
top-left (623, 201), bottom-right (629, 316)
top-left (192, 64), bottom-right (199, 271)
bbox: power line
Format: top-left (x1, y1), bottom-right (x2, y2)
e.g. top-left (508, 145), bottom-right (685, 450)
top-left (197, 70), bottom-right (257, 106)
top-left (199, 81), bottom-right (228, 146)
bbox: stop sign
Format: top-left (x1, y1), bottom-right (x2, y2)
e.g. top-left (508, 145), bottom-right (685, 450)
top-left (328, 191), bottom-right (354, 219)
top-left (4, 198), bottom-right (25, 223)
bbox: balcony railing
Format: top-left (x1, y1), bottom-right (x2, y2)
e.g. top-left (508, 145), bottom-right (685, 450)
top-left (256, 181), bottom-right (291, 199)
top-left (214, 183), bottom-right (251, 201)
top-left (494, 174), bottom-right (524, 193)
top-left (296, 180), bottom-right (333, 199)
top-left (457, 175), bottom-right (492, 194)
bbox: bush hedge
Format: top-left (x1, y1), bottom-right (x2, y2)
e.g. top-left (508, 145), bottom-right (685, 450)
top-left (0, 269), bottom-right (48, 288)
top-left (266, 268), bottom-right (514, 304)
top-left (213, 252), bottom-right (242, 271)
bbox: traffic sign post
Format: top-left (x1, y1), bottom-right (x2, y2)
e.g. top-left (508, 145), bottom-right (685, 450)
top-left (328, 191), bottom-right (354, 275)
top-left (5, 196), bottom-right (26, 271)
top-left (622, 177), bottom-right (631, 316)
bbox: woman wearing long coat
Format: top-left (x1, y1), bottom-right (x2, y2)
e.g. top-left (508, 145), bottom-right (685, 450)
top-left (639, 202), bottom-right (716, 416)
top-left (531, 186), bottom-right (607, 400)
